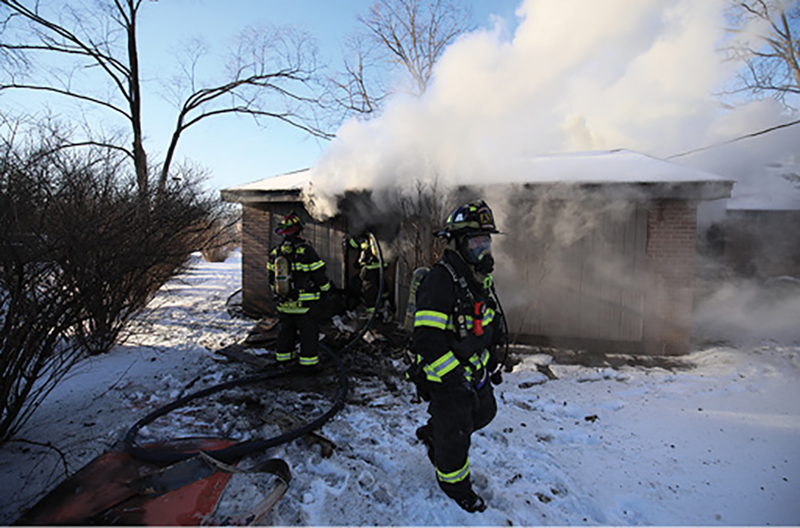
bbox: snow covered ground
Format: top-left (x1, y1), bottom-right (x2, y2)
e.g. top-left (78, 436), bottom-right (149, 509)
top-left (1, 252), bottom-right (799, 526)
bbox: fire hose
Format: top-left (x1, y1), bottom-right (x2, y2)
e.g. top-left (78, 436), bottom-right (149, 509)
top-left (123, 232), bottom-right (386, 465)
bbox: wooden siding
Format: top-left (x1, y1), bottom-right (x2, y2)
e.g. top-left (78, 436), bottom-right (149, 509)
top-left (236, 194), bottom-right (701, 355)
top-left (504, 205), bottom-right (647, 343)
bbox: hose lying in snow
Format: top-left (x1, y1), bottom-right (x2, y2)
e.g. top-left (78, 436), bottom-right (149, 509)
top-left (123, 232), bottom-right (386, 464)
top-left (123, 342), bottom-right (348, 465)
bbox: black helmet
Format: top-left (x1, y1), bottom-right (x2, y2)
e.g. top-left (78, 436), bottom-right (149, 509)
top-left (436, 200), bottom-right (500, 239)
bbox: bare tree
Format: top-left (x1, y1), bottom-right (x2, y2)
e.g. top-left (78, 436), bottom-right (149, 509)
top-left (0, 0), bottom-right (329, 200)
top-left (330, 33), bottom-right (388, 117)
top-left (330, 0), bottom-right (473, 119)
top-left (725, 0), bottom-right (800, 106)
top-left (0, 124), bottom-right (220, 442)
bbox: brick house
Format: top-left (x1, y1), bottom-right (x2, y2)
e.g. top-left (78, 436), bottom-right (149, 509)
top-left (221, 150), bottom-right (734, 355)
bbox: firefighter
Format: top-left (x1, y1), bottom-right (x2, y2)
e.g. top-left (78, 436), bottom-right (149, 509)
top-left (267, 212), bottom-right (331, 369)
top-left (410, 199), bottom-right (504, 513)
top-left (347, 232), bottom-right (391, 319)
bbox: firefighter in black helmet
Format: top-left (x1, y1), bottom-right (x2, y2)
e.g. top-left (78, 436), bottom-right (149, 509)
top-left (267, 212), bottom-right (331, 370)
top-left (410, 199), bottom-right (505, 513)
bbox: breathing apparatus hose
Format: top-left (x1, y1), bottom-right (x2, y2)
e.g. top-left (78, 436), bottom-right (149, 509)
top-left (489, 282), bottom-right (510, 376)
top-left (123, 235), bottom-right (386, 465)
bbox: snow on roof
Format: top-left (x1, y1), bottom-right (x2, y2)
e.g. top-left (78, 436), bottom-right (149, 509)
top-left (223, 168), bottom-right (311, 193)
top-left (220, 150), bottom-right (733, 203)
top-left (505, 150), bottom-right (732, 185)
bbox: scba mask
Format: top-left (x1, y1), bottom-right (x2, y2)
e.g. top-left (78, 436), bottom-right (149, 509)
top-left (459, 233), bottom-right (494, 274)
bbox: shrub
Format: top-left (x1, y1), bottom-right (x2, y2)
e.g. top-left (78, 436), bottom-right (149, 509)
top-left (0, 140), bottom-right (219, 443)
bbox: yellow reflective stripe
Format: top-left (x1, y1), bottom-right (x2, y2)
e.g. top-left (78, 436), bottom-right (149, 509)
top-left (276, 351), bottom-right (295, 362)
top-left (278, 307), bottom-right (309, 314)
top-left (423, 352), bottom-right (459, 382)
top-left (277, 301), bottom-right (309, 314)
top-left (462, 349), bottom-right (490, 381)
top-left (298, 292), bottom-right (321, 302)
top-left (437, 457), bottom-right (470, 484)
top-left (414, 310), bottom-right (448, 330)
top-left (291, 260), bottom-right (325, 273)
top-left (468, 348), bottom-right (490, 370)
top-left (299, 355), bottom-right (319, 366)
top-left (266, 262), bottom-right (276, 271)
top-left (479, 348), bottom-right (490, 366)
top-left (454, 308), bottom-right (495, 331)
top-left (319, 281), bottom-right (331, 292)
top-left (483, 307), bottom-right (496, 325)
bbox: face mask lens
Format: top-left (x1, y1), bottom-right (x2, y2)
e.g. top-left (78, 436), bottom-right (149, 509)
top-left (466, 234), bottom-right (491, 262)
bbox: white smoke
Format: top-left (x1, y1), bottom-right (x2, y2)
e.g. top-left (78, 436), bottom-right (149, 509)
top-left (303, 0), bottom-right (800, 346)
top-left (305, 0), bottom-right (800, 218)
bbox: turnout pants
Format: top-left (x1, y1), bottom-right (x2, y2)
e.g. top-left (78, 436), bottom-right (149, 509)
top-left (425, 380), bottom-right (497, 500)
top-left (275, 306), bottom-right (320, 366)
top-left (360, 266), bottom-right (387, 313)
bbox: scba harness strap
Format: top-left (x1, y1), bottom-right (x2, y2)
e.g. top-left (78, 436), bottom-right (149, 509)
top-left (408, 260), bottom-right (499, 393)
top-left (438, 260), bottom-right (490, 340)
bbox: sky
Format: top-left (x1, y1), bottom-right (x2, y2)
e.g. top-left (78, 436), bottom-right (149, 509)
top-left (2, 0), bottom-right (798, 204)
top-left (133, 0), bottom-right (522, 192)
top-left (1, 252), bottom-right (798, 525)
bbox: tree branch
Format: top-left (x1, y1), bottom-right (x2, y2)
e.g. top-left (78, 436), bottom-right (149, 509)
top-left (0, 82), bottom-right (132, 118)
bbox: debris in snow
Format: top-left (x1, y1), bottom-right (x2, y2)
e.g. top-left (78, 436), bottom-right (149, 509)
top-left (1, 251), bottom-right (798, 526)
top-left (518, 373), bottom-right (549, 388)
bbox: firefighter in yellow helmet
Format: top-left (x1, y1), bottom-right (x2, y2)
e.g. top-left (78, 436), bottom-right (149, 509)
top-left (267, 212), bottom-right (331, 370)
top-left (409, 199), bottom-right (505, 513)
top-left (347, 231), bottom-right (391, 318)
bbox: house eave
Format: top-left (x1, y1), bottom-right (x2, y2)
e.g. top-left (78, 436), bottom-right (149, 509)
top-left (517, 180), bottom-right (734, 201)
top-left (220, 188), bottom-right (303, 204)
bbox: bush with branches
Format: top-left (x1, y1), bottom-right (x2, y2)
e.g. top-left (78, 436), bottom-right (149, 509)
top-left (0, 138), bottom-right (219, 443)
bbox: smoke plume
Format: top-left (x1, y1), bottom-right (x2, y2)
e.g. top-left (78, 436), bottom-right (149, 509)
top-left (306, 0), bottom-right (798, 218)
top-left (304, 0), bottom-right (800, 345)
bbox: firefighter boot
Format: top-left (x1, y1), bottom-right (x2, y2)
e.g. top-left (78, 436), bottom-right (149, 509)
top-left (455, 489), bottom-right (487, 513)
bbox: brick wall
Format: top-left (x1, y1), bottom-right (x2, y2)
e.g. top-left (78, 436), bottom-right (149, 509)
top-left (240, 203), bottom-right (348, 316)
top-left (643, 200), bottom-right (697, 355)
top-left (241, 205), bottom-right (274, 316)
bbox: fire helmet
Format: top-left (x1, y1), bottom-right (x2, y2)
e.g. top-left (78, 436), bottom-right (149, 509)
top-left (436, 200), bottom-right (500, 239)
top-left (275, 212), bottom-right (304, 236)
